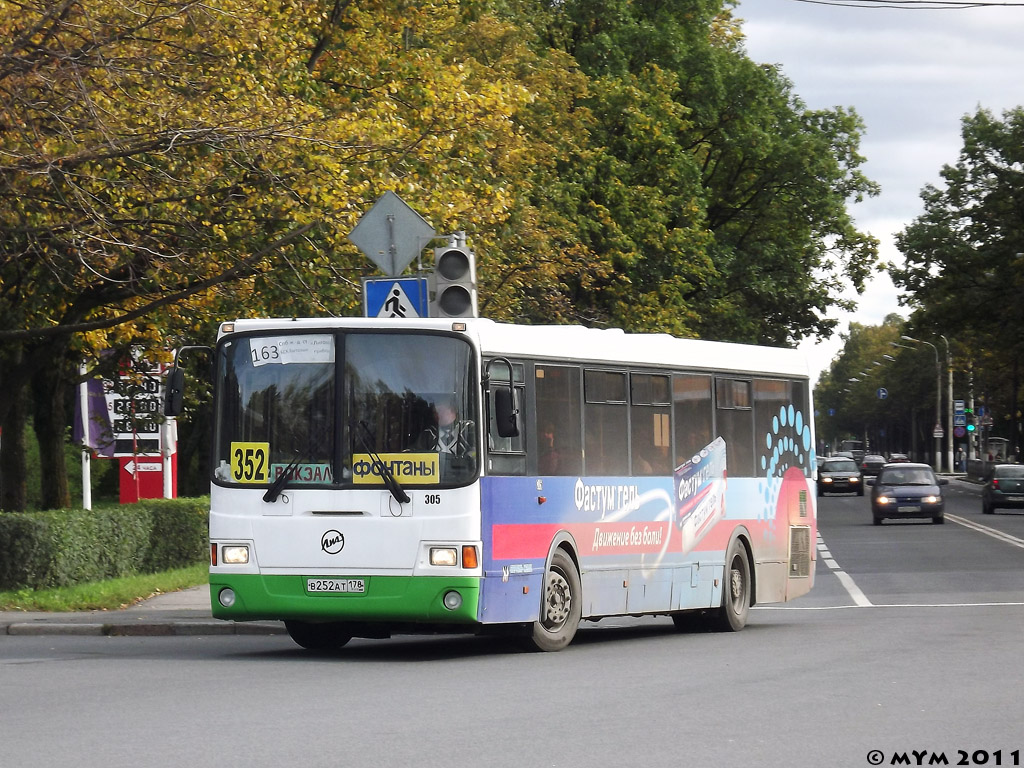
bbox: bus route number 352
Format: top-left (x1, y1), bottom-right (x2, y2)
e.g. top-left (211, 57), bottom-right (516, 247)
top-left (231, 442), bottom-right (269, 483)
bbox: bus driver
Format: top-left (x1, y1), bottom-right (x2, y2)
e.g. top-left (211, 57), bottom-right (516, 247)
top-left (420, 397), bottom-right (475, 458)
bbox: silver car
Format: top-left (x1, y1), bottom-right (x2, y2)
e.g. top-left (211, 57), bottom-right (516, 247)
top-left (817, 457), bottom-right (864, 497)
top-left (982, 464), bottom-right (1024, 514)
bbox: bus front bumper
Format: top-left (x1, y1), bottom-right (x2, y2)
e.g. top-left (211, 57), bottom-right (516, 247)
top-left (209, 573), bottom-right (480, 627)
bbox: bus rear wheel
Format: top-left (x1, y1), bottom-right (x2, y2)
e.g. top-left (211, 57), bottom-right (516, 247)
top-left (284, 620), bottom-right (352, 651)
top-left (528, 549), bottom-right (581, 652)
top-left (712, 538), bottom-right (751, 632)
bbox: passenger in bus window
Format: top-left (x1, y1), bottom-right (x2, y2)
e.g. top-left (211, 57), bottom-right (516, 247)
top-left (539, 421), bottom-right (563, 475)
top-left (633, 428), bottom-right (669, 476)
top-left (633, 452), bottom-right (653, 475)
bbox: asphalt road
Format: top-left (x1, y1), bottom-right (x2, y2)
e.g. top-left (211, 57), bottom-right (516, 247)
top-left (811, 476), bottom-right (1024, 607)
top-left (3, 478), bottom-right (1023, 768)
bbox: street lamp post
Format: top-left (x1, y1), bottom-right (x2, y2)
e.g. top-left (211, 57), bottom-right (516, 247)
top-left (941, 335), bottom-right (952, 473)
top-left (855, 356), bottom-right (897, 456)
top-left (902, 335), bottom-right (942, 472)
top-left (889, 342), bottom-right (919, 460)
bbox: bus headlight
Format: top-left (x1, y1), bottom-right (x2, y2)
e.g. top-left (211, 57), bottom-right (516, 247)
top-left (430, 547), bottom-right (458, 567)
top-left (218, 588), bottom-right (237, 608)
top-left (222, 545), bottom-right (249, 564)
top-left (443, 591), bottom-right (463, 610)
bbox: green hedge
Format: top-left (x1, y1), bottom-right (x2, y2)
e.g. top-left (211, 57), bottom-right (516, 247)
top-left (0, 497), bottom-right (209, 590)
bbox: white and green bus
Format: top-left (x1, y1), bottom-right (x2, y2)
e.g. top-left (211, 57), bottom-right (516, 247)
top-left (167, 317), bottom-right (816, 651)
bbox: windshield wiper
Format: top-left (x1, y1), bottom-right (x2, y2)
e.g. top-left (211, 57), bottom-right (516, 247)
top-left (263, 451), bottom-right (304, 503)
top-left (355, 421), bottom-right (410, 504)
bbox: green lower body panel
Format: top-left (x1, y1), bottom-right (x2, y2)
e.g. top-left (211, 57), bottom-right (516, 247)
top-left (209, 573), bottom-right (480, 626)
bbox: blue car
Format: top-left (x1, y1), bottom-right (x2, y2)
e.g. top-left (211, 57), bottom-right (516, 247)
top-left (869, 463), bottom-right (948, 525)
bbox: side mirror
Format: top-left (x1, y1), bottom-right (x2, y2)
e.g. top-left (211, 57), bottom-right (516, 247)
top-left (485, 357), bottom-right (519, 438)
top-left (493, 387), bottom-right (519, 438)
top-left (162, 345), bottom-right (213, 417)
top-left (164, 367), bottom-right (185, 417)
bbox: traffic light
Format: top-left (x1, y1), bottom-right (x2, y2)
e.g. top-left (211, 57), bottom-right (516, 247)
top-left (965, 408), bottom-right (976, 432)
top-left (429, 244), bottom-right (477, 318)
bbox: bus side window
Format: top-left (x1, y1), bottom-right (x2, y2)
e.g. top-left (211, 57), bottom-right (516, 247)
top-left (790, 379), bottom-right (811, 476)
top-left (673, 374), bottom-right (713, 465)
top-left (486, 362), bottom-right (526, 476)
top-left (535, 365), bottom-right (583, 476)
top-left (754, 378), bottom-right (806, 475)
top-left (584, 369), bottom-right (628, 476)
top-left (716, 377), bottom-right (754, 476)
top-left (631, 373), bottom-right (672, 476)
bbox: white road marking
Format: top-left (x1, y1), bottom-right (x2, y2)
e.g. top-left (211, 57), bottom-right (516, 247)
top-left (814, 531), bottom-right (873, 607)
top-left (759, 519), bottom-right (1024, 610)
top-left (946, 513), bottom-right (1024, 548)
top-left (759, 602), bottom-right (1024, 610)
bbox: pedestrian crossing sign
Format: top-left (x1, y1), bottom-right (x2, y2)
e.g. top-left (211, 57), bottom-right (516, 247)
top-left (363, 277), bottom-right (428, 319)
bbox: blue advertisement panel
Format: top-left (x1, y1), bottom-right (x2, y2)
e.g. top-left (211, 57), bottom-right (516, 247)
top-left (479, 405), bottom-right (816, 624)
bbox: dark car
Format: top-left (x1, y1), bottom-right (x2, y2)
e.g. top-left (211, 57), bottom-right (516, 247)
top-left (887, 453), bottom-right (910, 463)
top-left (982, 464), bottom-right (1024, 514)
top-left (869, 463), bottom-right (947, 525)
top-left (859, 454), bottom-right (887, 477)
top-left (817, 457), bottom-right (864, 496)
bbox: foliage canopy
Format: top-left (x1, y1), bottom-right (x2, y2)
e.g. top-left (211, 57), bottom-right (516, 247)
top-left (0, 0), bottom-right (878, 509)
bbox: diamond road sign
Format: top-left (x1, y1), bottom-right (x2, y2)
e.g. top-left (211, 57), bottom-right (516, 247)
top-left (348, 192), bottom-right (436, 276)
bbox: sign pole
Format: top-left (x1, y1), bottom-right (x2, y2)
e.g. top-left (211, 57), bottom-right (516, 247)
top-left (79, 362), bottom-right (92, 511)
top-left (162, 418), bottom-right (175, 499)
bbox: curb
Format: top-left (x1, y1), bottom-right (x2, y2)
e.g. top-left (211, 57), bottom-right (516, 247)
top-left (2, 620), bottom-right (285, 637)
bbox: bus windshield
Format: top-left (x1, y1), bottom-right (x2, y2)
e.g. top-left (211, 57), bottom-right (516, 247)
top-left (213, 330), bottom-right (478, 488)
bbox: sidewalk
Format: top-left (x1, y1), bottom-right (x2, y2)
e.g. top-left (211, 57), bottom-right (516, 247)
top-left (0, 586), bottom-right (285, 637)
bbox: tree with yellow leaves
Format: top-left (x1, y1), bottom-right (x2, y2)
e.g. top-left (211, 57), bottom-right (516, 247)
top-left (0, 0), bottom-right (550, 509)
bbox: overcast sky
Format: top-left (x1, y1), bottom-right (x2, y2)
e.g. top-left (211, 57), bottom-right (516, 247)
top-left (735, 0), bottom-right (1024, 384)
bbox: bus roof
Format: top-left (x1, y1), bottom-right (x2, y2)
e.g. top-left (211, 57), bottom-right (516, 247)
top-left (221, 317), bottom-right (810, 379)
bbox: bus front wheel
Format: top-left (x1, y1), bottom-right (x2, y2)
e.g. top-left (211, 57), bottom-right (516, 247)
top-left (528, 549), bottom-right (581, 652)
top-left (712, 538), bottom-right (751, 632)
top-left (285, 620), bottom-right (352, 651)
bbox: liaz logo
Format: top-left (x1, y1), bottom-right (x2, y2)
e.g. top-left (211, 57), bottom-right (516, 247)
top-left (321, 530), bottom-right (345, 554)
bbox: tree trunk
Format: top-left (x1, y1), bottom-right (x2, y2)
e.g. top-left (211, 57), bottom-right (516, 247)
top-left (0, 344), bottom-right (29, 512)
top-left (32, 353), bottom-right (72, 510)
